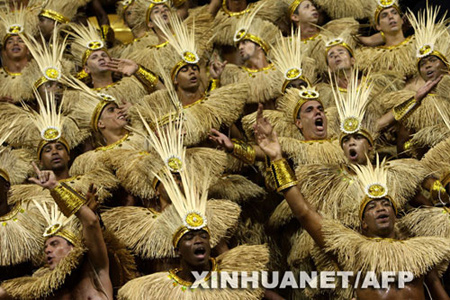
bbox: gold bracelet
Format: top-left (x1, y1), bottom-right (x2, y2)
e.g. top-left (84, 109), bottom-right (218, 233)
top-left (430, 180), bottom-right (446, 201)
top-left (208, 78), bottom-right (220, 92)
top-left (231, 139), bottom-right (256, 165)
top-left (392, 96), bottom-right (417, 121)
top-left (50, 182), bottom-right (86, 217)
top-left (270, 158), bottom-right (297, 192)
top-left (101, 24), bottom-right (112, 41)
top-left (135, 65), bottom-right (159, 89)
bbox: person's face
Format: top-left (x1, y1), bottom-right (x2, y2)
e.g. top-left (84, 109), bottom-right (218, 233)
top-left (2, 35), bottom-right (29, 61)
top-left (84, 50), bottom-right (111, 75)
top-left (341, 134), bottom-right (372, 165)
top-left (327, 45), bottom-right (355, 73)
top-left (292, 0), bottom-right (319, 25)
top-left (176, 229), bottom-right (211, 270)
top-left (97, 102), bottom-right (128, 131)
top-left (37, 81), bottom-right (65, 105)
top-left (123, 2), bottom-right (139, 28)
top-left (418, 55), bottom-right (448, 82)
top-left (295, 100), bottom-right (327, 140)
top-left (147, 4), bottom-right (170, 29)
top-left (38, 16), bottom-right (56, 40)
top-left (361, 198), bottom-right (396, 238)
top-left (44, 236), bottom-right (73, 270)
top-left (174, 64), bottom-right (200, 91)
top-left (40, 142), bottom-right (70, 172)
top-left (238, 40), bottom-right (259, 61)
top-left (155, 172), bottom-right (182, 204)
top-left (376, 7), bottom-right (403, 34)
top-left (285, 79), bottom-right (308, 91)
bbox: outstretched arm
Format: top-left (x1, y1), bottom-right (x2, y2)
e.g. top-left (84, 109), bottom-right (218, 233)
top-left (254, 104), bottom-right (326, 248)
top-left (424, 268), bottom-right (450, 300)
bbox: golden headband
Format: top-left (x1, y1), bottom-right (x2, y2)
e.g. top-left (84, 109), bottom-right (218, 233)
top-left (374, 0), bottom-right (401, 24)
top-left (37, 137), bottom-right (70, 159)
top-left (416, 45), bottom-right (450, 72)
top-left (170, 51), bottom-right (200, 81)
top-left (288, 0), bottom-right (306, 18)
top-left (81, 40), bottom-right (108, 66)
top-left (146, 0), bottom-right (170, 23)
top-left (45, 225), bottom-right (81, 246)
top-left (90, 94), bottom-right (117, 132)
top-left (293, 89), bottom-right (321, 121)
top-left (0, 169), bottom-right (10, 183)
top-left (359, 194), bottom-right (397, 221)
top-left (282, 67), bottom-right (311, 93)
top-left (39, 9), bottom-right (70, 24)
top-left (325, 39), bottom-right (354, 59)
top-left (339, 129), bottom-right (374, 148)
top-left (172, 211), bottom-right (209, 247)
top-left (3, 24), bottom-right (23, 45)
top-left (121, 0), bottom-right (135, 13)
top-left (234, 29), bottom-right (270, 54)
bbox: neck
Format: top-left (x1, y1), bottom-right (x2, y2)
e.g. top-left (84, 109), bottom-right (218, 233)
top-left (153, 27), bottom-right (168, 44)
top-left (383, 30), bottom-right (405, 47)
top-left (3, 57), bottom-right (28, 73)
top-left (0, 197), bottom-right (10, 216)
top-left (176, 87), bottom-right (204, 107)
top-left (178, 258), bottom-right (211, 283)
top-left (158, 195), bottom-right (171, 212)
top-left (91, 71), bottom-right (114, 89)
top-left (244, 53), bottom-right (269, 70)
top-left (131, 25), bottom-right (148, 39)
top-left (365, 228), bottom-right (396, 239)
top-left (101, 128), bottom-right (128, 146)
top-left (300, 22), bottom-right (319, 40)
top-left (226, 0), bottom-right (247, 12)
top-left (54, 168), bottom-right (70, 181)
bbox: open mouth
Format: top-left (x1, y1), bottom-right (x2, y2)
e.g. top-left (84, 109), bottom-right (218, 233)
top-left (376, 213), bottom-right (389, 222)
top-left (349, 149), bottom-right (358, 160)
top-left (312, 12), bottom-right (319, 18)
top-left (47, 256), bottom-right (53, 264)
top-left (51, 157), bottom-right (61, 163)
top-left (426, 70), bottom-right (435, 78)
top-left (11, 46), bottom-right (21, 53)
top-left (190, 76), bottom-right (198, 83)
top-left (314, 118), bottom-right (324, 131)
top-left (194, 246), bottom-right (206, 258)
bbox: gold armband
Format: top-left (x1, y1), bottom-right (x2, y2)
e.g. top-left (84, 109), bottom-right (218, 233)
top-left (392, 96), bottom-right (417, 121)
top-left (270, 158), bottom-right (298, 192)
top-left (429, 180), bottom-right (446, 202)
top-left (50, 182), bottom-right (86, 217)
top-left (100, 24), bottom-right (113, 43)
top-left (208, 78), bottom-right (220, 92)
top-left (135, 65), bottom-right (159, 89)
top-left (231, 139), bottom-right (256, 165)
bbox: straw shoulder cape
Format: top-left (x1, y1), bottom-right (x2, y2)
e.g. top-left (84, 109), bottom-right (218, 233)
top-left (399, 207), bottom-right (450, 239)
top-left (118, 244), bottom-right (269, 300)
top-left (110, 31), bottom-right (160, 59)
top-left (102, 199), bottom-right (241, 260)
top-left (0, 60), bottom-right (38, 104)
top-left (380, 75), bottom-right (450, 146)
top-left (220, 63), bottom-right (283, 105)
top-left (321, 218), bottom-right (450, 278)
top-left (129, 83), bottom-right (247, 147)
top-left (421, 135), bottom-right (450, 180)
top-left (355, 35), bottom-right (416, 79)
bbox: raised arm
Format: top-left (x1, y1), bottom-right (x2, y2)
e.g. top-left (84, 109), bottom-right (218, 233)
top-left (253, 105), bottom-right (326, 248)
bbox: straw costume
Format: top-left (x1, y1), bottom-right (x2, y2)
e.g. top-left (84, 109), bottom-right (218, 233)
top-left (0, 6), bottom-right (39, 103)
top-left (37, 0), bottom-right (90, 25)
top-left (220, 5), bottom-right (283, 106)
top-left (117, 118), bottom-right (268, 299)
top-left (380, 4), bottom-right (450, 152)
top-left (355, 0), bottom-right (417, 78)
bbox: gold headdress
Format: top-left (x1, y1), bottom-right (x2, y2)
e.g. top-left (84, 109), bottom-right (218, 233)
top-left (68, 21), bottom-right (109, 67)
top-left (20, 29), bottom-right (68, 90)
top-left (408, 4), bottom-right (450, 72)
top-left (153, 11), bottom-right (200, 82)
top-left (272, 28), bottom-right (315, 93)
top-left (330, 68), bottom-right (375, 146)
top-left (39, 0), bottom-right (90, 24)
top-left (33, 200), bottom-right (81, 246)
top-left (24, 89), bottom-right (70, 159)
top-left (61, 75), bottom-right (118, 132)
top-left (322, 28), bottom-right (356, 61)
top-left (0, 5), bottom-right (31, 45)
top-left (351, 155), bottom-right (398, 221)
top-left (373, 0), bottom-right (401, 25)
top-left (145, 0), bottom-right (171, 23)
top-left (233, 3), bottom-right (278, 55)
